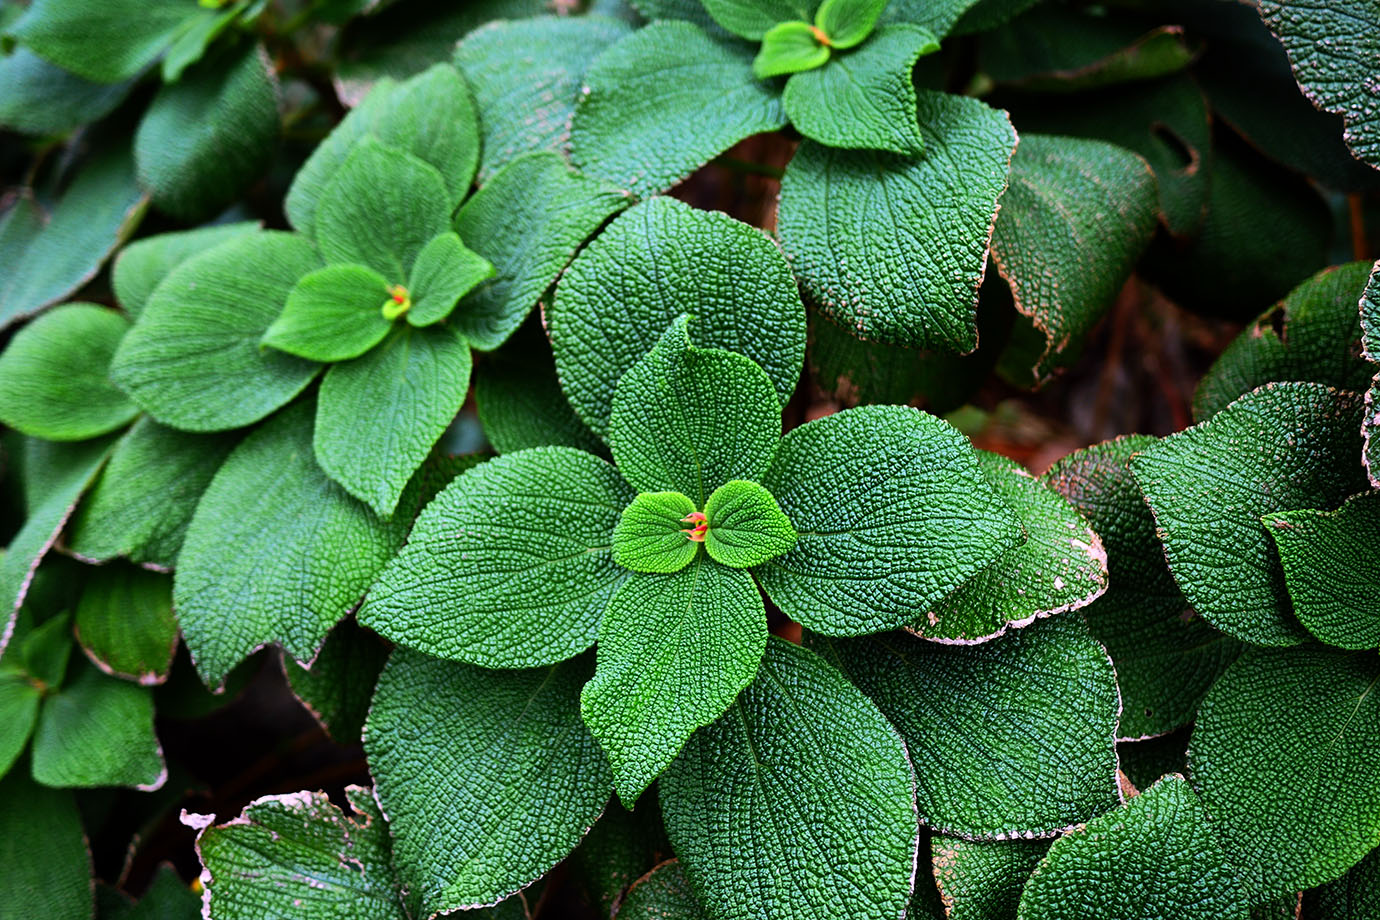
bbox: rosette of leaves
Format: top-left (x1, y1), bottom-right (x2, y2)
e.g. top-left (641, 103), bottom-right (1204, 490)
top-left (362, 314), bottom-right (1022, 803)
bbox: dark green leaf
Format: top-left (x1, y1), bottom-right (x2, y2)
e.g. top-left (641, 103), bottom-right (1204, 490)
top-left (406, 232), bottom-right (493, 327)
top-left (10, 0), bottom-right (209, 83)
top-left (0, 769), bottom-right (90, 920)
top-left (0, 675), bottom-right (40, 778)
top-left (74, 564), bottom-right (176, 685)
top-left (703, 479), bottom-right (795, 569)
top-left (754, 21), bottom-right (829, 79)
top-left (615, 861), bottom-right (707, 919)
top-left (0, 47), bottom-right (132, 136)
top-left (261, 264), bottom-right (395, 363)
top-left (932, 836), bottom-right (1050, 920)
top-left (111, 222), bottom-right (259, 319)
top-left (474, 340), bottom-right (607, 457)
top-left (282, 618), bottom-right (386, 745)
top-left (571, 799), bottom-right (672, 915)
top-left (1304, 845), bottom-right (1380, 920)
top-left (31, 661), bottom-right (165, 790)
top-left (613, 491), bottom-right (702, 574)
top-left (20, 610), bottom-right (73, 690)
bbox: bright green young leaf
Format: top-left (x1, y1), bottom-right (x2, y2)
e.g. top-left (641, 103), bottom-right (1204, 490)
top-left (406, 232), bottom-right (493, 327)
top-left (570, 22), bottom-right (788, 197)
top-left (660, 638), bottom-right (917, 920)
top-left (701, 0), bottom-right (813, 40)
top-left (455, 16), bottom-right (632, 182)
top-left (811, 616), bottom-right (1121, 838)
top-left (281, 618), bottom-right (386, 746)
top-left (815, 0), bottom-right (886, 48)
top-left (31, 661), bottom-right (165, 790)
top-left (991, 134), bottom-right (1158, 386)
top-left (1263, 491), bottom-right (1380, 649)
top-left (176, 400), bottom-right (416, 687)
top-left (757, 405), bottom-right (1022, 635)
top-left (111, 222), bottom-right (259, 318)
top-left (914, 450), bottom-right (1107, 643)
top-left (1044, 436), bottom-right (1242, 739)
top-left (360, 447), bottom-right (633, 667)
top-left (616, 861), bottom-right (707, 919)
top-left (778, 90), bottom-right (1016, 351)
top-left (452, 152), bottom-right (630, 351)
top-left (932, 837), bottom-right (1050, 920)
top-left (609, 318), bottom-right (780, 507)
top-left (702, 479), bottom-right (795, 569)
top-left (366, 649), bottom-right (612, 914)
top-left (134, 43), bottom-right (278, 221)
top-left (66, 418), bottom-right (238, 570)
top-left (1131, 382), bottom-right (1368, 646)
top-left (10, 0), bottom-right (209, 83)
top-left (474, 338), bottom-right (607, 457)
top-left (0, 676), bottom-right (40, 779)
top-left (74, 564), bottom-right (176, 685)
top-left (613, 491), bottom-right (701, 574)
top-left (754, 21), bottom-right (830, 80)
top-left (1195, 262), bottom-right (1375, 421)
top-left (110, 231), bottom-right (322, 432)
top-left (1304, 845), bottom-right (1380, 920)
top-left (0, 303), bottom-right (137, 441)
top-left (783, 24), bottom-right (937, 153)
top-left (261, 263), bottom-right (395, 362)
top-left (0, 769), bottom-right (90, 920)
top-left (315, 324), bottom-right (473, 518)
top-left (1016, 775), bottom-right (1249, 920)
top-left (0, 47), bottom-right (132, 136)
top-left (582, 559), bottom-right (766, 803)
top-left (1188, 645), bottom-right (1380, 901)
top-left (314, 138), bottom-right (451, 283)
top-left (550, 197), bottom-right (805, 436)
top-left (286, 64), bottom-right (479, 237)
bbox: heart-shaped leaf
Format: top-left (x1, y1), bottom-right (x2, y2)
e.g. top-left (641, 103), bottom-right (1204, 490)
top-left (815, 0), bottom-right (887, 48)
top-left (613, 491), bottom-right (702, 574)
top-left (702, 479), bottom-right (796, 569)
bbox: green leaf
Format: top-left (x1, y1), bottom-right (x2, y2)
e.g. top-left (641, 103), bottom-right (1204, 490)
top-left (176, 400), bottom-right (416, 687)
top-left (10, 0), bottom-right (209, 83)
top-left (74, 564), bottom-right (176, 685)
top-left (315, 324), bottom-right (473, 518)
top-left (158, 0), bottom-right (241, 82)
top-left (1117, 729), bottom-right (1189, 795)
top-left (1304, 845), bottom-right (1380, 920)
top-left (701, 0), bottom-right (813, 40)
top-left (104, 865), bottom-right (199, 920)
top-left (454, 16), bottom-right (633, 183)
top-left (754, 21), bottom-right (830, 79)
top-left (783, 24), bottom-right (936, 153)
top-left (281, 618), bottom-right (386, 745)
top-left (811, 616), bottom-right (1121, 838)
top-left (550, 197), bottom-right (805, 437)
top-left (261, 264), bottom-right (395, 363)
top-left (1263, 492), bottom-right (1380, 650)
top-left (111, 221), bottom-right (259, 319)
top-left (0, 769), bottom-right (90, 920)
top-left (110, 231), bottom-right (322, 432)
top-left (21, 611), bottom-right (74, 690)
top-left (365, 649), bottom-right (612, 914)
top-left (660, 638), bottom-right (917, 920)
top-left (991, 134), bottom-right (1158, 386)
top-left (615, 861), bottom-right (707, 919)
top-left (0, 303), bottom-right (137, 441)
top-left (0, 675), bottom-right (40, 779)
top-left (474, 336), bottom-right (607, 457)
top-left (757, 405), bottom-right (1022, 635)
top-left (880, 0), bottom-right (987, 38)
top-left (1016, 775), bottom-right (1249, 920)
top-left (581, 559), bottom-right (766, 803)
top-left (0, 48), bottom-right (132, 136)
top-left (315, 137), bottom-right (451, 282)
top-left (609, 317), bottom-right (781, 507)
top-left (134, 43), bottom-right (278, 221)
top-left (193, 787), bottom-right (409, 920)
top-left (778, 90), bottom-right (1016, 351)
top-left (1131, 382), bottom-right (1368, 646)
top-left (1194, 262), bottom-right (1375, 421)
top-left (702, 480), bottom-right (795, 569)
top-left (913, 450), bottom-right (1106, 642)
top-left (931, 837), bottom-right (1050, 920)
top-left (570, 22), bottom-right (788, 197)
top-left (286, 63), bottom-right (479, 237)
top-left (1188, 645), bottom-right (1380, 901)
top-left (815, 0), bottom-right (886, 48)
top-left (613, 491), bottom-right (701, 574)
top-left (66, 418), bottom-right (239, 570)
top-left (1043, 436), bottom-right (1242, 739)
top-left (452, 152), bottom-right (631, 351)
top-left (1363, 264), bottom-right (1380, 488)
top-left (571, 799), bottom-right (672, 916)
top-left (31, 660), bottom-right (165, 790)
top-left (405, 232), bottom-right (493, 327)
top-left (359, 447), bottom-right (633, 667)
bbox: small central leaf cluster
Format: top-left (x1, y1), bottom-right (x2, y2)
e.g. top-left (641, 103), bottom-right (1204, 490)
top-left (755, 0), bottom-right (887, 78)
top-left (614, 480), bottom-right (796, 573)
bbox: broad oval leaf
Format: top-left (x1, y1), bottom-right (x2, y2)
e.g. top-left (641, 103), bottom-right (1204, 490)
top-left (10, 0), bottom-right (209, 83)
top-left (262, 263), bottom-right (395, 363)
top-left (0, 769), bottom-right (91, 920)
top-left (701, 0), bottom-right (813, 40)
top-left (703, 479), bottom-right (796, 569)
top-left (74, 564), bottom-right (176, 686)
top-left (112, 222), bottom-right (259, 319)
top-left (405, 232), bottom-right (494, 328)
top-left (613, 491), bottom-right (702, 574)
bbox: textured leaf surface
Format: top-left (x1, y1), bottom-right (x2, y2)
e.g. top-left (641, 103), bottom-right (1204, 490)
top-left (660, 638), bottom-right (917, 920)
top-left (582, 559), bottom-right (766, 803)
top-left (982, 8), bottom-right (1192, 91)
top-left (0, 675), bottom-right (40, 778)
top-left (110, 231), bottom-right (322, 432)
top-left (570, 799), bottom-right (671, 916)
top-left (812, 617), bottom-right (1120, 838)
top-left (366, 649), bottom-right (612, 913)
top-left (1364, 263), bottom-right (1380, 487)
top-left (783, 25), bottom-right (936, 154)
top-left (111, 222), bottom-right (259, 319)
top-left (1016, 775), bottom-right (1249, 920)
top-left (455, 16), bottom-right (632, 182)
top-left (474, 343), bottom-right (606, 457)
top-left (32, 661), bottom-right (165, 790)
top-left (570, 22), bottom-right (787, 197)
top-left (10, 0), bottom-right (205, 82)
top-left (1044, 436), bottom-right (1242, 739)
top-left (453, 152), bottom-right (630, 351)
top-left (0, 47), bottom-right (132, 136)
top-left (360, 448), bottom-right (633, 667)
top-left (0, 303), bottom-right (137, 440)
top-left (176, 401), bottom-right (414, 686)
top-left (703, 479), bottom-right (796, 569)
top-left (1304, 845), bottom-right (1380, 919)
top-left (778, 90), bottom-right (1016, 351)
top-left (615, 861), bottom-right (707, 919)
top-left (405, 232), bottom-right (493, 327)
top-left (0, 769), bottom-right (90, 920)
top-left (701, 0), bottom-right (812, 39)
top-left (1131, 382), bottom-right (1367, 646)
top-left (74, 564), bottom-right (176, 685)
top-left (613, 491), bottom-right (701, 574)
top-left (757, 405), bottom-right (1021, 635)
top-left (262, 263), bottom-right (394, 362)
top-left (914, 450), bottom-right (1106, 643)
top-left (932, 836), bottom-right (1049, 920)
top-left (1188, 645), bottom-right (1380, 900)
top-left (755, 21), bottom-right (831, 79)
top-left (550, 197), bottom-right (804, 436)
top-left (282, 619), bottom-right (387, 746)
top-left (315, 324), bottom-right (472, 517)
